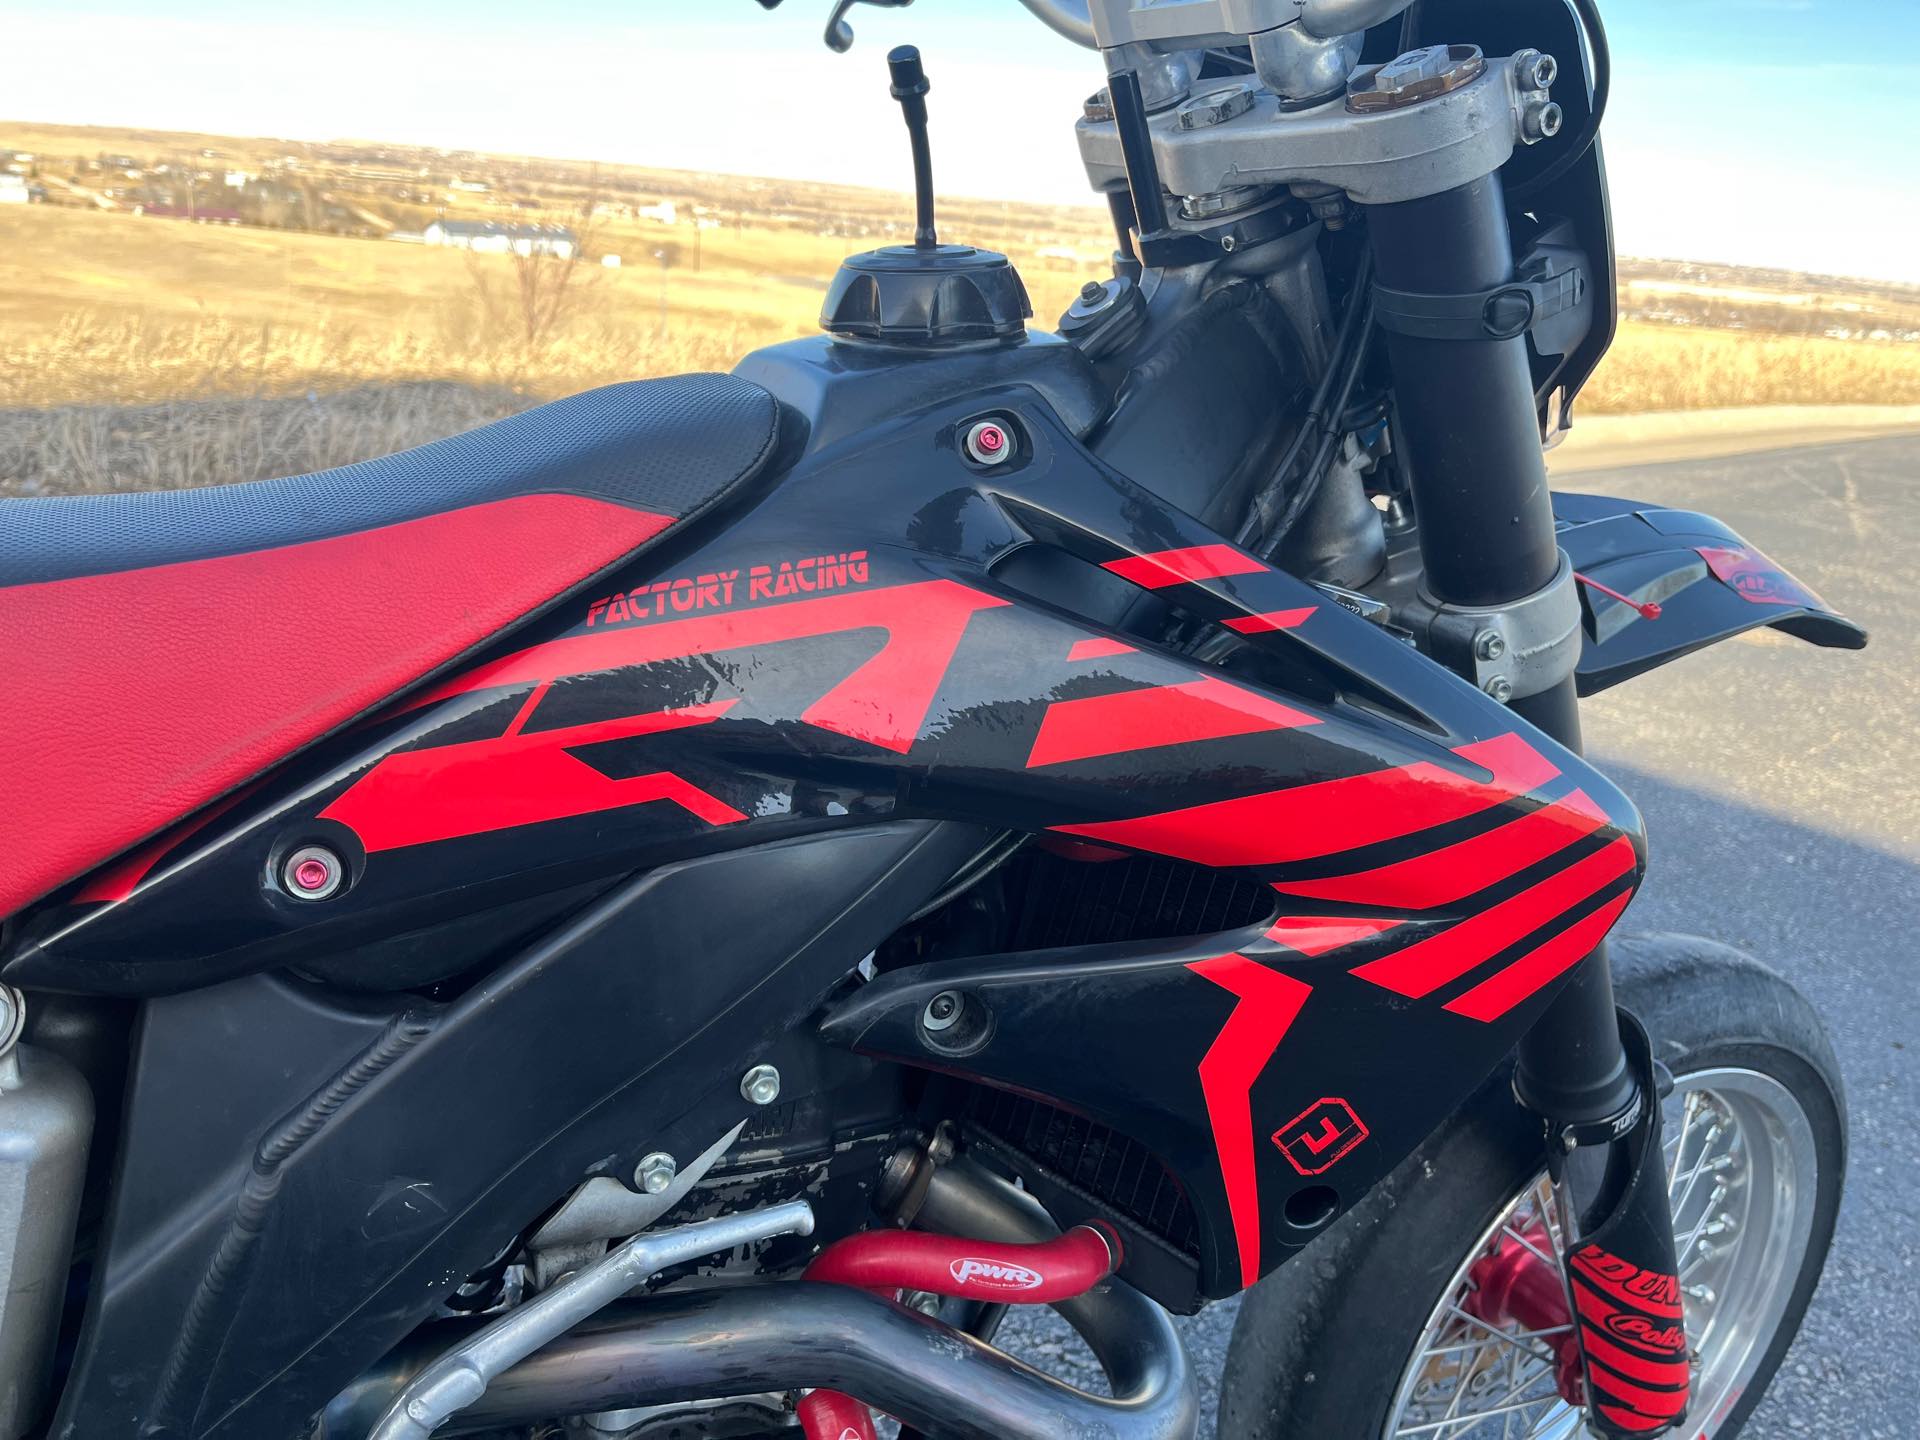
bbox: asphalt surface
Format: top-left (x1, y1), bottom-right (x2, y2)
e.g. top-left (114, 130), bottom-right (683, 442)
top-left (996, 434), bottom-right (1920, 1436)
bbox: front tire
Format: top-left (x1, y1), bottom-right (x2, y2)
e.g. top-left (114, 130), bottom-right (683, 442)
top-left (1217, 934), bottom-right (1847, 1440)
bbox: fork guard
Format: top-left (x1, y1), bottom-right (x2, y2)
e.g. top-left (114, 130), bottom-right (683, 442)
top-left (1548, 1013), bottom-right (1691, 1437)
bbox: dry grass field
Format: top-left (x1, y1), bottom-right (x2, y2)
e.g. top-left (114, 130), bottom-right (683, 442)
top-left (4, 120), bottom-right (1919, 495)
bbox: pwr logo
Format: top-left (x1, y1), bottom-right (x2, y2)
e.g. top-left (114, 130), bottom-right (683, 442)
top-left (948, 1257), bottom-right (1046, 1293)
top-left (1272, 1097), bottom-right (1369, 1176)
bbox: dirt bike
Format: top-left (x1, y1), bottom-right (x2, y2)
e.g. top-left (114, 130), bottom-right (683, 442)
top-left (0, 1), bottom-right (1866, 1437)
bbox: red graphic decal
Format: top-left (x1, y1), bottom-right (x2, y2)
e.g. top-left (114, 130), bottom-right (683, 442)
top-left (1224, 607), bottom-right (1316, 634)
top-left (1273, 787), bottom-right (1609, 910)
top-left (408, 579), bottom-right (1008, 755)
top-left (1050, 733), bottom-right (1558, 870)
top-left (1187, 954), bottom-right (1313, 1288)
top-left (1035, 835), bottom-right (1131, 863)
top-left (1272, 1097), bottom-right (1370, 1176)
top-left (1571, 1274), bottom-right (1690, 1428)
top-left (1571, 1243), bottom-right (1684, 1320)
top-left (589, 570), bottom-right (737, 625)
top-left (322, 702), bottom-right (745, 852)
top-left (748, 550), bottom-right (871, 602)
top-left (1443, 887), bottom-right (1635, 1021)
top-left (1262, 915), bottom-right (1401, 958)
top-left (588, 554), bottom-right (874, 628)
top-left (1350, 836), bottom-right (1636, 1000)
top-left (1696, 544), bottom-right (1826, 610)
top-left (1027, 676), bottom-right (1319, 768)
top-left (1102, 544), bottom-right (1266, 590)
top-left (1581, 1326), bottom-right (1692, 1387)
top-left (72, 781), bottom-right (264, 904)
top-left (0, 493), bottom-right (673, 919)
top-left (1067, 636), bottom-right (1137, 662)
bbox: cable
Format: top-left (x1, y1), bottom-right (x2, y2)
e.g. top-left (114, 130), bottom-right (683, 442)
top-left (1234, 249), bottom-right (1376, 550)
top-left (1258, 290), bottom-right (1377, 559)
top-left (1510, 0), bottom-right (1611, 200)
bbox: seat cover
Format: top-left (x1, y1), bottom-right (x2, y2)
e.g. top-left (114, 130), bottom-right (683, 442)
top-left (0, 374), bottom-right (780, 918)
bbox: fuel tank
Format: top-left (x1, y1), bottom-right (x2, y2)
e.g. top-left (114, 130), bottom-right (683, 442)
top-left (21, 334), bottom-right (1653, 1432)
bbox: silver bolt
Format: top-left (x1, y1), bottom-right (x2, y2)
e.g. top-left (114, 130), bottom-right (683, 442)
top-left (1512, 49), bottom-right (1558, 91)
top-left (1484, 676), bottom-right (1515, 704)
top-left (1376, 44), bottom-right (1454, 95)
top-left (635, 1152), bottom-right (677, 1194)
top-left (1473, 630), bottom-right (1507, 661)
top-left (741, 1064), bottom-right (782, 1107)
top-left (281, 844), bottom-right (345, 900)
top-left (923, 991), bottom-right (963, 1033)
top-left (1522, 101), bottom-right (1564, 142)
top-left (904, 1289), bottom-right (944, 1317)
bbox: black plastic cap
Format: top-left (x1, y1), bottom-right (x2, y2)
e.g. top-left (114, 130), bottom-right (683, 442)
top-left (821, 244), bottom-right (1031, 346)
top-left (888, 45), bottom-right (929, 100)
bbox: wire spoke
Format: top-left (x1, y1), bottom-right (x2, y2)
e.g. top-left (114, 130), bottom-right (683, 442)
top-left (1441, 1305), bottom-right (1560, 1366)
top-left (1393, 1393), bottom-right (1563, 1438)
top-left (1499, 1225), bottom-right (1559, 1270)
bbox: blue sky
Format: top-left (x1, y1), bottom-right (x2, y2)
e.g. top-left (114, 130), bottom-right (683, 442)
top-left (3, 0), bottom-right (1917, 280)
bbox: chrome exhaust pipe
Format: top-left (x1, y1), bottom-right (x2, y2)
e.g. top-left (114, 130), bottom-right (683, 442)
top-left (327, 1162), bottom-right (1198, 1440)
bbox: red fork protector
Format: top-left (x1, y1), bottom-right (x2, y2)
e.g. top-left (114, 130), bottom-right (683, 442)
top-left (795, 1222), bottom-right (1123, 1440)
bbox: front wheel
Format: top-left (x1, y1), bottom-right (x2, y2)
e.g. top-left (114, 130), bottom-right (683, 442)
top-left (1217, 933), bottom-right (1847, 1440)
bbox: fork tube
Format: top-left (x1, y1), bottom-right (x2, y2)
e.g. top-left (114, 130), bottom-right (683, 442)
top-left (1364, 174), bottom-right (1558, 608)
top-left (1365, 174), bottom-right (1637, 1125)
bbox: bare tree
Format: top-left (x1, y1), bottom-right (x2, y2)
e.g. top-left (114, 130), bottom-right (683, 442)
top-left (463, 169), bottom-right (605, 385)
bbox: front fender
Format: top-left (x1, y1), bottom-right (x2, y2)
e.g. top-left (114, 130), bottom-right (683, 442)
top-left (1553, 492), bottom-right (1867, 695)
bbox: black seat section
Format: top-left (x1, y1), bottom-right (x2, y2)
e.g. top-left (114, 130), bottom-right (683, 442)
top-left (0, 374), bottom-right (780, 586)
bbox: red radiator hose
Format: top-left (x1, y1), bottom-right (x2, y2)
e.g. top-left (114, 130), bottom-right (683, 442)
top-left (796, 1222), bottom-right (1123, 1440)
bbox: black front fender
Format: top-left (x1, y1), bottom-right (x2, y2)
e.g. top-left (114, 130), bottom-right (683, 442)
top-left (1553, 492), bottom-right (1867, 695)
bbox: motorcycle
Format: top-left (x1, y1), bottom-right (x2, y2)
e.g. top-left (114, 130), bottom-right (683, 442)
top-left (0, 1), bottom-right (1866, 1436)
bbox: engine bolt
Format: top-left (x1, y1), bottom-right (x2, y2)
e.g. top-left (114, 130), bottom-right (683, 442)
top-left (1474, 630), bottom-right (1507, 661)
top-left (1484, 676), bottom-right (1515, 704)
top-left (281, 844), bottom-right (345, 900)
top-left (741, 1063), bottom-right (782, 1107)
top-left (962, 419), bottom-right (1013, 467)
top-left (635, 1152), bottom-right (677, 1194)
top-left (923, 991), bottom-right (964, 1032)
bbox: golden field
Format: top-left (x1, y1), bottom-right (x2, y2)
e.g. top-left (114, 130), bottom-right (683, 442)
top-left (7, 200), bottom-right (1920, 415)
top-left (4, 120), bottom-right (1919, 494)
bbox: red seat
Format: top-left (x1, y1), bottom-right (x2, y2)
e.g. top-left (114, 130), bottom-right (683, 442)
top-left (0, 376), bottom-right (778, 918)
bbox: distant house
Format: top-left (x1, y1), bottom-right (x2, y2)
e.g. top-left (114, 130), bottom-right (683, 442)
top-left (0, 175), bottom-right (31, 205)
top-left (423, 219), bottom-right (577, 259)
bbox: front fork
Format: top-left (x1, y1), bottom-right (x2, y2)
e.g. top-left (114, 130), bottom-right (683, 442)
top-left (1366, 178), bottom-right (1689, 1437)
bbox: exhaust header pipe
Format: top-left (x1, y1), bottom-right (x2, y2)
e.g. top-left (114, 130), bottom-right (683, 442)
top-left (327, 1162), bottom-right (1198, 1440)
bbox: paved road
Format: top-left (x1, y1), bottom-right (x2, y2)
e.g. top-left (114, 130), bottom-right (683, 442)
top-left (999, 434), bottom-right (1919, 1436)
